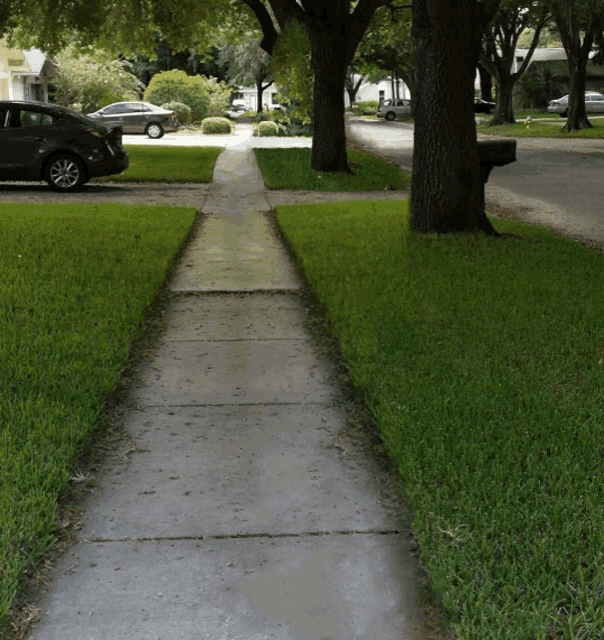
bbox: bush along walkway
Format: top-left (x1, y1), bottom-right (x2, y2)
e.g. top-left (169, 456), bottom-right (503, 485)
top-left (23, 129), bottom-right (426, 638)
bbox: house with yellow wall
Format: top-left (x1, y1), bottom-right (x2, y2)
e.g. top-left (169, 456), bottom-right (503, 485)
top-left (0, 41), bottom-right (54, 102)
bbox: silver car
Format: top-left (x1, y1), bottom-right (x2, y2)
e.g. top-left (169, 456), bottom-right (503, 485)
top-left (87, 102), bottom-right (179, 138)
top-left (376, 98), bottom-right (411, 121)
top-left (548, 92), bottom-right (604, 117)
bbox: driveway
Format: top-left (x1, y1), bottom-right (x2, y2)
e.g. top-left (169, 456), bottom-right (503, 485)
top-left (0, 124), bottom-right (313, 207)
top-left (347, 117), bottom-right (604, 245)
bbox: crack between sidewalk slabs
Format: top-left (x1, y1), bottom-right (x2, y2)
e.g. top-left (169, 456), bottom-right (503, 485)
top-left (87, 529), bottom-right (405, 543)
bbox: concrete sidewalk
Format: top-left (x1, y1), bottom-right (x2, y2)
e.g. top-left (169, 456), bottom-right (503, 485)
top-left (24, 129), bottom-right (424, 639)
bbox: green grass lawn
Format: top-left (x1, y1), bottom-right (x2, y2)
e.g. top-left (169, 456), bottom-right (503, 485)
top-left (478, 117), bottom-right (604, 138)
top-left (94, 145), bottom-right (223, 183)
top-left (0, 203), bottom-right (196, 632)
top-left (253, 147), bottom-right (408, 191)
top-left (275, 200), bottom-right (604, 639)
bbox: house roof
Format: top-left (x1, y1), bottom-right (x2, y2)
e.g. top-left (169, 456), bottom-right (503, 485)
top-left (22, 49), bottom-right (46, 74)
top-left (515, 48), bottom-right (568, 62)
top-left (11, 48), bottom-right (52, 77)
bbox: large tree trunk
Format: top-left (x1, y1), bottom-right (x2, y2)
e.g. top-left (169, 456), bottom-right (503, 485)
top-left (564, 53), bottom-right (592, 131)
top-left (550, 2), bottom-right (598, 132)
top-left (309, 26), bottom-right (351, 173)
top-left (411, 0), bottom-right (496, 234)
top-left (490, 76), bottom-right (515, 125)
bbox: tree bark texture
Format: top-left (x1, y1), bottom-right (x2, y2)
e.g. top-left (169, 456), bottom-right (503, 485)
top-left (411, 0), bottom-right (496, 234)
top-left (309, 24), bottom-right (351, 173)
top-left (565, 52), bottom-right (592, 129)
top-left (491, 78), bottom-right (515, 125)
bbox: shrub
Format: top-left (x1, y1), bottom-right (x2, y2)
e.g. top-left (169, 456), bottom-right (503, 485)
top-left (202, 117), bottom-right (232, 134)
top-left (356, 100), bottom-right (379, 115)
top-left (254, 121), bottom-right (286, 137)
top-left (255, 109), bottom-right (284, 123)
top-left (161, 101), bottom-right (192, 126)
top-left (144, 70), bottom-right (209, 121)
top-left (144, 71), bottom-right (231, 123)
top-left (202, 76), bottom-right (232, 117)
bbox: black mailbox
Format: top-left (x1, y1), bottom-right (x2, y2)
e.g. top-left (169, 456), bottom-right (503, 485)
top-left (477, 139), bottom-right (516, 213)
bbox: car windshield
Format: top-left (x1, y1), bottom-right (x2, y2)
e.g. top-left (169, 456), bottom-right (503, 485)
top-left (143, 103), bottom-right (165, 112)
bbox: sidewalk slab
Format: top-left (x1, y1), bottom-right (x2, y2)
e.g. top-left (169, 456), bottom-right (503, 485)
top-left (170, 214), bottom-right (301, 292)
top-left (162, 294), bottom-right (307, 341)
top-left (130, 339), bottom-right (334, 406)
top-left (78, 404), bottom-right (405, 541)
top-left (27, 535), bottom-right (420, 640)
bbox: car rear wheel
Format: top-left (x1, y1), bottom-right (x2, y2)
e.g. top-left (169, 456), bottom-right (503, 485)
top-left (45, 155), bottom-right (85, 192)
top-left (146, 122), bottom-right (164, 139)
top-left (385, 111), bottom-right (396, 121)
top-left (561, 110), bottom-right (568, 118)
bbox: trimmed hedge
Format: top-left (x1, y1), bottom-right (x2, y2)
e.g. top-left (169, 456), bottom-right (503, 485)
top-left (254, 121), bottom-right (287, 137)
top-left (201, 117), bottom-right (232, 134)
top-left (356, 100), bottom-right (379, 115)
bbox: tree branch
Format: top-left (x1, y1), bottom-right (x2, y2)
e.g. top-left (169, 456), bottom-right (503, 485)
top-left (240, 0), bottom-right (279, 53)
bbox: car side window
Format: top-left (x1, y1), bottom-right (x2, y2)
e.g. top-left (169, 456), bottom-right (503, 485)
top-left (20, 110), bottom-right (43, 127)
top-left (103, 104), bottom-right (123, 114)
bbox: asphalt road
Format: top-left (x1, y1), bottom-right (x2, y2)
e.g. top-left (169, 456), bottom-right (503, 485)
top-left (347, 117), bottom-right (604, 244)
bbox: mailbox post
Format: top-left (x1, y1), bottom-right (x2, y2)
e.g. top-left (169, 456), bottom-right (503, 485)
top-left (477, 139), bottom-right (517, 216)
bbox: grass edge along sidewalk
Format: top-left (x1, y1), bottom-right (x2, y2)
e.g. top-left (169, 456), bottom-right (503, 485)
top-left (0, 203), bottom-right (197, 636)
top-left (274, 199), bottom-right (604, 640)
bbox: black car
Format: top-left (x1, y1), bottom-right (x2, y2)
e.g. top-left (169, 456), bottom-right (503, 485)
top-left (474, 98), bottom-right (496, 114)
top-left (0, 101), bottom-right (129, 192)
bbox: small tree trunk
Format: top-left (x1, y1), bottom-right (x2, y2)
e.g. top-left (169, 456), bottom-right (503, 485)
top-left (256, 79), bottom-right (265, 113)
top-left (411, 0), bottom-right (495, 235)
top-left (309, 27), bottom-right (350, 173)
top-left (478, 62), bottom-right (493, 102)
top-left (490, 77), bottom-right (515, 125)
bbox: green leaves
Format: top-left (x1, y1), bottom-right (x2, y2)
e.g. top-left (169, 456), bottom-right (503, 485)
top-left (271, 19), bottom-right (313, 122)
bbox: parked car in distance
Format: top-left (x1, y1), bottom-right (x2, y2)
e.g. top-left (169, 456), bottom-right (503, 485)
top-left (376, 98), bottom-right (411, 121)
top-left (0, 101), bottom-right (128, 192)
top-left (225, 100), bottom-right (247, 118)
top-left (475, 98), bottom-right (496, 114)
top-left (231, 100), bottom-right (246, 112)
top-left (548, 92), bottom-right (604, 117)
top-left (87, 102), bottom-right (179, 138)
